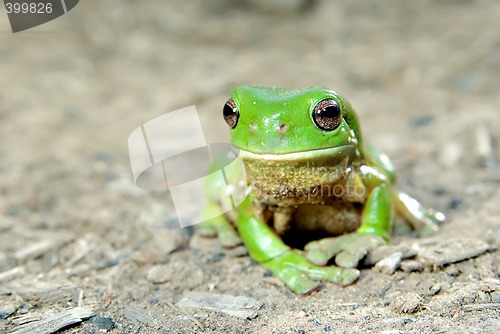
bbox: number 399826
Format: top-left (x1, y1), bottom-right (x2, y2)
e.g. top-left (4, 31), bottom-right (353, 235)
top-left (5, 2), bottom-right (53, 14)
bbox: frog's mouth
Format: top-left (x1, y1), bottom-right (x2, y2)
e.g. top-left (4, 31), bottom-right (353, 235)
top-left (235, 145), bottom-right (356, 163)
top-left (234, 145), bottom-right (358, 205)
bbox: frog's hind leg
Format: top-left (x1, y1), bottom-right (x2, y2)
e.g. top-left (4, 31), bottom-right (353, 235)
top-left (236, 195), bottom-right (359, 294)
top-left (199, 202), bottom-right (242, 248)
top-left (393, 190), bottom-right (446, 236)
top-left (364, 144), bottom-right (397, 183)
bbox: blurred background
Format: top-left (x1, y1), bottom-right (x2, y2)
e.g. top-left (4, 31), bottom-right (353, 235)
top-left (1, 0), bottom-right (498, 227)
top-left (0, 0), bottom-right (498, 332)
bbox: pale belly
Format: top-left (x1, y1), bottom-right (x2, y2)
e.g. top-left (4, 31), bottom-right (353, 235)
top-left (262, 199), bottom-right (361, 238)
top-left (292, 201), bottom-right (361, 235)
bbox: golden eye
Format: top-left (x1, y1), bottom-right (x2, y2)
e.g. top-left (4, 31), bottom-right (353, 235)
top-left (312, 99), bottom-right (342, 131)
top-left (223, 98), bottom-right (239, 128)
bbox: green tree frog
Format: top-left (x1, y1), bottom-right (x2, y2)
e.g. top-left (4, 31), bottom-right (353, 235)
top-left (201, 86), bottom-right (445, 294)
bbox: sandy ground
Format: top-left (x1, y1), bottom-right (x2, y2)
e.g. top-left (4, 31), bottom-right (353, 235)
top-left (0, 1), bottom-right (499, 333)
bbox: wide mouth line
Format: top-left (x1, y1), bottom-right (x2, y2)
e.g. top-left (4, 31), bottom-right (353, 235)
top-left (234, 145), bottom-right (354, 161)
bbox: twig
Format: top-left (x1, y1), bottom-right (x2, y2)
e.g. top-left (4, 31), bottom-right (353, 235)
top-left (462, 303), bottom-right (500, 312)
top-left (9, 306), bottom-right (94, 334)
top-left (0, 266), bottom-right (25, 283)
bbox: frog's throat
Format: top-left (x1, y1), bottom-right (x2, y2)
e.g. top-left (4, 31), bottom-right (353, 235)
top-left (235, 145), bottom-right (358, 206)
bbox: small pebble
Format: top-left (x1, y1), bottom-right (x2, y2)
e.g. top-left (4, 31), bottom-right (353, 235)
top-left (375, 252), bottom-right (403, 274)
top-left (491, 291), bottom-right (500, 303)
top-left (91, 316), bottom-right (115, 330)
top-left (146, 264), bottom-right (172, 284)
top-left (392, 293), bottom-right (424, 314)
top-left (364, 244), bottom-right (418, 266)
top-left (429, 283), bottom-right (442, 296)
top-left (400, 260), bottom-right (423, 273)
top-left (448, 197), bottom-right (462, 210)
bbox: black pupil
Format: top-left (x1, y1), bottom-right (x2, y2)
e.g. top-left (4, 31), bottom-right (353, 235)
top-left (223, 103), bottom-right (235, 118)
top-left (319, 105), bottom-right (340, 119)
top-left (223, 100), bottom-right (239, 128)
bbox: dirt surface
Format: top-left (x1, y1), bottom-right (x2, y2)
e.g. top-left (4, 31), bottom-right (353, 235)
top-left (1, 1), bottom-right (499, 333)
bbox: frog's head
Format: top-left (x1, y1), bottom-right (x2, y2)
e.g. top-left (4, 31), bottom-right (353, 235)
top-left (224, 86), bottom-right (363, 157)
top-left (222, 86), bottom-right (364, 205)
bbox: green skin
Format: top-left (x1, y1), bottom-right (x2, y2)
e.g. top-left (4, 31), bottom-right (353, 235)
top-left (201, 86), bottom-right (445, 294)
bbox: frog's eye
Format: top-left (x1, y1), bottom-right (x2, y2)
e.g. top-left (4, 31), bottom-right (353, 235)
top-left (223, 98), bottom-right (239, 128)
top-left (312, 99), bottom-right (342, 131)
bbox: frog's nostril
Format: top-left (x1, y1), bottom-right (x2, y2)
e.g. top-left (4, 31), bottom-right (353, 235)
top-left (278, 123), bottom-right (288, 136)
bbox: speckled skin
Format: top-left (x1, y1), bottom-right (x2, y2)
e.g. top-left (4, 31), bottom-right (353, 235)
top-left (201, 86), bottom-right (445, 294)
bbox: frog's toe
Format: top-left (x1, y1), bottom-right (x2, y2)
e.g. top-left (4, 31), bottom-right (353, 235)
top-left (416, 209), bottom-right (446, 236)
top-left (263, 251), bottom-right (320, 294)
top-left (335, 252), bottom-right (360, 268)
top-left (430, 209), bottom-right (446, 224)
top-left (416, 222), bottom-right (439, 237)
top-left (283, 272), bottom-right (320, 295)
top-left (304, 265), bottom-right (360, 286)
top-left (334, 234), bottom-right (385, 268)
top-left (303, 242), bottom-right (331, 266)
top-left (339, 268), bottom-right (360, 285)
top-left (394, 191), bottom-right (446, 236)
top-left (304, 234), bottom-right (359, 266)
top-left (263, 250), bottom-right (359, 294)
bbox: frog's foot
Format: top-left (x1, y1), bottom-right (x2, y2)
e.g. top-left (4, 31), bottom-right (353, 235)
top-left (394, 191), bottom-right (446, 237)
top-left (412, 207), bottom-right (446, 237)
top-left (198, 218), bottom-right (241, 248)
top-left (304, 233), bottom-right (385, 268)
top-left (263, 250), bottom-right (360, 294)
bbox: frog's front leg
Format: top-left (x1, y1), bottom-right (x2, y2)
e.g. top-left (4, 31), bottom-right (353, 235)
top-left (237, 195), bottom-right (359, 294)
top-left (305, 167), bottom-right (392, 268)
